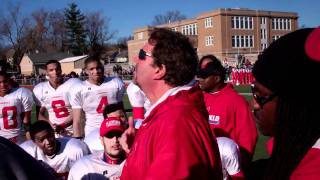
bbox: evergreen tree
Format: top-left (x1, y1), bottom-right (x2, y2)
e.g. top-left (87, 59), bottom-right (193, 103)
top-left (64, 3), bottom-right (87, 55)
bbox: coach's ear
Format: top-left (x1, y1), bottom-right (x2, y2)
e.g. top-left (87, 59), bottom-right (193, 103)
top-left (154, 64), bottom-right (166, 80)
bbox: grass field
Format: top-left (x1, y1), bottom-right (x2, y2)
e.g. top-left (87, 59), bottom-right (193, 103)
top-left (30, 84), bottom-right (269, 161)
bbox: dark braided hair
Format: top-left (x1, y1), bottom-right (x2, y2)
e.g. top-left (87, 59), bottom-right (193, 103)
top-left (263, 97), bottom-right (320, 179)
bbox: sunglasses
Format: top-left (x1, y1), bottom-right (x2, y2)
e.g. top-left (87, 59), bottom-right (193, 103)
top-left (251, 84), bottom-right (277, 108)
top-left (138, 49), bottom-right (152, 60)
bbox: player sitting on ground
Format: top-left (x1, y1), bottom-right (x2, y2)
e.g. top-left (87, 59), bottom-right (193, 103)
top-left (68, 112), bottom-right (127, 180)
top-left (84, 103), bottom-right (127, 152)
top-left (20, 120), bottom-right (89, 179)
top-left (0, 71), bottom-right (33, 144)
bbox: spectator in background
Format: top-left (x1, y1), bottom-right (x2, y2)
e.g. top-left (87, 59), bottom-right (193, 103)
top-left (120, 28), bottom-right (222, 179)
top-left (249, 28), bottom-right (320, 179)
top-left (196, 55), bottom-right (257, 172)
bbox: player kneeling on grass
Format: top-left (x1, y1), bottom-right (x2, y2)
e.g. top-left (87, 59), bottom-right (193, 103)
top-left (20, 120), bottom-right (90, 179)
top-left (0, 71), bottom-right (34, 144)
top-left (84, 103), bottom-right (127, 152)
top-left (68, 115), bottom-right (126, 180)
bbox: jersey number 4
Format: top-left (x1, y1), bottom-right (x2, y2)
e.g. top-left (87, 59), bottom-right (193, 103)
top-left (52, 100), bottom-right (69, 118)
top-left (1, 106), bottom-right (18, 129)
top-left (96, 96), bottom-right (108, 113)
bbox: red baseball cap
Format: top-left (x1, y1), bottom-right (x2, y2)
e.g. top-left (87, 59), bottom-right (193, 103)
top-left (100, 117), bottom-right (125, 137)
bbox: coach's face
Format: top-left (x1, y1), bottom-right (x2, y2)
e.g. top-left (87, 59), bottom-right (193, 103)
top-left (100, 131), bottom-right (124, 158)
top-left (252, 81), bottom-right (278, 136)
top-left (0, 75), bottom-right (10, 96)
top-left (46, 63), bottom-right (62, 82)
top-left (134, 42), bottom-right (158, 92)
top-left (86, 61), bottom-right (104, 82)
top-left (34, 129), bottom-right (57, 156)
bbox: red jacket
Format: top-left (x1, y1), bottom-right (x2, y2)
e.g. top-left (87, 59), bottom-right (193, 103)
top-left (203, 83), bottom-right (258, 163)
top-left (121, 86), bottom-right (222, 180)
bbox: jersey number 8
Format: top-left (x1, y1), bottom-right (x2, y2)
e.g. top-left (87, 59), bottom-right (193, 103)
top-left (52, 100), bottom-right (69, 118)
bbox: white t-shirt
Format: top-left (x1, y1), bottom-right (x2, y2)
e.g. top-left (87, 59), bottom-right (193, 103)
top-left (68, 151), bottom-right (125, 180)
top-left (0, 87), bottom-right (33, 142)
top-left (217, 137), bottom-right (242, 180)
top-left (20, 137), bottom-right (90, 174)
top-left (70, 77), bottom-right (125, 136)
top-left (33, 78), bottom-right (82, 136)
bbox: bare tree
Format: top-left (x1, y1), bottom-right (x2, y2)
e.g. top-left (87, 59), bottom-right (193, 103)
top-left (30, 9), bottom-right (49, 52)
top-left (116, 36), bottom-right (133, 49)
top-left (85, 11), bottom-right (116, 56)
top-left (152, 10), bottom-right (187, 26)
top-left (47, 10), bottom-right (66, 51)
top-left (0, 3), bottom-right (31, 71)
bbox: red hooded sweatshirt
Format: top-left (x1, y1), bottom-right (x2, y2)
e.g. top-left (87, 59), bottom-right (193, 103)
top-left (121, 86), bottom-right (222, 180)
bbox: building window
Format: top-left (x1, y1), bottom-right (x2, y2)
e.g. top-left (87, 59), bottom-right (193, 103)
top-left (171, 27), bottom-right (178, 32)
top-left (272, 35), bottom-right (281, 42)
top-left (272, 18), bottom-right (291, 30)
top-left (232, 35), bottom-right (254, 48)
top-left (261, 43), bottom-right (268, 50)
top-left (181, 23), bottom-right (198, 35)
top-left (205, 36), bottom-right (214, 46)
top-left (260, 17), bottom-right (267, 25)
top-left (231, 16), bottom-right (253, 30)
top-left (137, 32), bottom-right (143, 40)
top-left (205, 17), bottom-right (213, 28)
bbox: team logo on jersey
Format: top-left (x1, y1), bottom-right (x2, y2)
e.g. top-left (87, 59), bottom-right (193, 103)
top-left (208, 115), bottom-right (220, 125)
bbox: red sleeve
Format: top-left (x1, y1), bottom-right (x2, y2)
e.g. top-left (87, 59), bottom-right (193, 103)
top-left (145, 110), bottom-right (222, 180)
top-left (291, 148), bottom-right (320, 180)
top-left (234, 98), bottom-right (258, 162)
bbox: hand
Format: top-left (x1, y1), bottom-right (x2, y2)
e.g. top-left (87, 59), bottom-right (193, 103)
top-left (53, 123), bottom-right (65, 134)
top-left (25, 131), bottom-right (31, 140)
top-left (120, 117), bottom-right (136, 154)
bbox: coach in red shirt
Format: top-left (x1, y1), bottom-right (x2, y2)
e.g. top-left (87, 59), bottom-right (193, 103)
top-left (120, 28), bottom-right (222, 180)
top-left (197, 55), bottom-right (258, 170)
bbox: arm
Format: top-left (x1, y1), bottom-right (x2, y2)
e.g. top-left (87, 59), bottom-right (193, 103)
top-left (21, 111), bottom-right (32, 140)
top-left (234, 99), bottom-right (258, 168)
top-left (72, 108), bottom-right (83, 138)
top-left (37, 106), bottom-right (49, 122)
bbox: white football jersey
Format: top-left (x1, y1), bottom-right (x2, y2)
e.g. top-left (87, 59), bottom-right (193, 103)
top-left (20, 137), bottom-right (90, 174)
top-left (68, 151), bottom-right (125, 180)
top-left (33, 78), bottom-right (82, 135)
top-left (126, 82), bottom-right (147, 108)
top-left (84, 128), bottom-right (103, 152)
top-left (70, 77), bottom-right (125, 136)
top-left (0, 87), bottom-right (33, 142)
top-left (217, 137), bottom-right (242, 180)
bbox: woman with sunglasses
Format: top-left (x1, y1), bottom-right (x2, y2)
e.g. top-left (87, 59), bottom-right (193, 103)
top-left (250, 27), bottom-right (320, 179)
